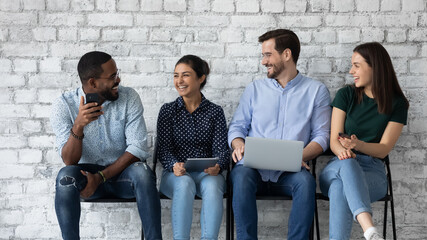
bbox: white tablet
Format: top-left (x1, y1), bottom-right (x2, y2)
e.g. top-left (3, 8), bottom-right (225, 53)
top-left (184, 157), bottom-right (218, 172)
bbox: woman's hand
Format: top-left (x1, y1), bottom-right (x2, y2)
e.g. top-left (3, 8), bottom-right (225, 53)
top-left (337, 149), bottom-right (356, 160)
top-left (173, 162), bottom-right (186, 176)
top-left (336, 134), bottom-right (358, 160)
top-left (338, 134), bottom-right (360, 150)
top-left (205, 164), bottom-right (220, 176)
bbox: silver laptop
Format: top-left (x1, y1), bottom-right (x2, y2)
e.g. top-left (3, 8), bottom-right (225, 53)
top-left (243, 137), bottom-right (304, 172)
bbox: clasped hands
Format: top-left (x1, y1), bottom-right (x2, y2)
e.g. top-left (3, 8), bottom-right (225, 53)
top-left (337, 134), bottom-right (361, 160)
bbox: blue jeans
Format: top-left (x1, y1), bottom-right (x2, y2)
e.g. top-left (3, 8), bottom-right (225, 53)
top-left (319, 155), bottom-right (387, 240)
top-left (55, 162), bottom-right (162, 240)
top-left (231, 165), bottom-right (316, 240)
top-left (159, 170), bottom-right (226, 240)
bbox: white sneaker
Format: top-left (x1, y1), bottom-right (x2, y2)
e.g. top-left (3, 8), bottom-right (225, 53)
top-left (368, 232), bottom-right (384, 240)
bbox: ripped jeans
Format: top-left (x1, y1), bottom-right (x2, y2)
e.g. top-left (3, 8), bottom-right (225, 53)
top-left (55, 162), bottom-right (162, 240)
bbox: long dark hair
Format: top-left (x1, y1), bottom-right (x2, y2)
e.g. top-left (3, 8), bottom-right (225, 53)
top-left (353, 42), bottom-right (409, 114)
top-left (175, 55), bottom-right (210, 90)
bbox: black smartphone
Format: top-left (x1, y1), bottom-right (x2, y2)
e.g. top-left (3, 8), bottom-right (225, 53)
top-left (339, 132), bottom-right (350, 139)
top-left (85, 93), bottom-right (101, 112)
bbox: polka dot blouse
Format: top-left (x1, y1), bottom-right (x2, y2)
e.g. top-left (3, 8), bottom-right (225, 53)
top-left (157, 94), bottom-right (230, 172)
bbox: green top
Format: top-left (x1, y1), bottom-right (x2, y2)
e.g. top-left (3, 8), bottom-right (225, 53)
top-left (332, 85), bottom-right (408, 143)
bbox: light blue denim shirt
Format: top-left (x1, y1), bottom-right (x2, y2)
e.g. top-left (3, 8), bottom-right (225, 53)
top-left (50, 86), bottom-right (149, 166)
top-left (228, 73), bottom-right (331, 182)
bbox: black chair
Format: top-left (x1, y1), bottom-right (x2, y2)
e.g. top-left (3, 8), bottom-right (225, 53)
top-left (152, 139), bottom-right (232, 240)
top-left (312, 152), bottom-right (397, 240)
top-left (228, 161), bottom-right (316, 240)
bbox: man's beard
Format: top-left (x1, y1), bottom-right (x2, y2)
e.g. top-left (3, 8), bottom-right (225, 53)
top-left (267, 60), bottom-right (285, 79)
top-left (100, 84), bottom-right (119, 101)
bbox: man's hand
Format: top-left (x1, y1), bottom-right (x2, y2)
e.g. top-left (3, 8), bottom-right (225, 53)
top-left (74, 96), bottom-right (103, 130)
top-left (80, 170), bottom-right (102, 198)
top-left (301, 161), bottom-right (310, 170)
top-left (204, 164), bottom-right (220, 176)
top-left (231, 138), bottom-right (245, 163)
top-left (173, 162), bottom-right (186, 176)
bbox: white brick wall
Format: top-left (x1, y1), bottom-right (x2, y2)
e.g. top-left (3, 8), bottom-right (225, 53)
top-left (0, 0), bottom-right (426, 239)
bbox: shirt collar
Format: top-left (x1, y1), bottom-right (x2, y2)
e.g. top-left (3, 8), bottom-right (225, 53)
top-left (78, 87), bottom-right (85, 99)
top-left (270, 71), bottom-right (303, 90)
top-left (176, 93), bottom-right (208, 110)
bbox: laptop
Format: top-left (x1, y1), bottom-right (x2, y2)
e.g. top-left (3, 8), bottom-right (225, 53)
top-left (243, 137), bottom-right (304, 172)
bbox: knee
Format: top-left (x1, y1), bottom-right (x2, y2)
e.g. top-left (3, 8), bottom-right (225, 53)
top-left (175, 176), bottom-right (196, 195)
top-left (340, 158), bottom-right (358, 168)
top-left (56, 165), bottom-right (88, 194)
top-left (321, 158), bottom-right (359, 179)
top-left (56, 165), bottom-right (83, 186)
top-left (127, 162), bottom-right (156, 185)
top-left (200, 176), bottom-right (225, 196)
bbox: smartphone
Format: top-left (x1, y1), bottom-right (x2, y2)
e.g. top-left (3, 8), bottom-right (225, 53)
top-left (85, 93), bottom-right (101, 112)
top-left (339, 132), bottom-right (350, 139)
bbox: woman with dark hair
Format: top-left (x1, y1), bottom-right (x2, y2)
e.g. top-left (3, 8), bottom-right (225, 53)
top-left (157, 55), bottom-right (229, 240)
top-left (319, 42), bottom-right (409, 240)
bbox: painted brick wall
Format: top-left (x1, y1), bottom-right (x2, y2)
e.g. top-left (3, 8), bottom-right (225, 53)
top-left (0, 0), bottom-right (426, 239)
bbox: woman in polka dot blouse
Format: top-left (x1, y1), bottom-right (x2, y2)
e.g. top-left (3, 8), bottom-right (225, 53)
top-left (157, 55), bottom-right (230, 240)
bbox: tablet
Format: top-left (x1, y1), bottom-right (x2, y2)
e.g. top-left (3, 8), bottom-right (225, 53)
top-left (184, 157), bottom-right (218, 172)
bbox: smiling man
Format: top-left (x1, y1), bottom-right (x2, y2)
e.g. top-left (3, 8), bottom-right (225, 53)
top-left (50, 51), bottom-right (162, 240)
top-left (228, 29), bottom-right (331, 239)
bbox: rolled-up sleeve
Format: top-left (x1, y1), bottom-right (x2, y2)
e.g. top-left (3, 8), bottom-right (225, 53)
top-left (124, 89), bottom-right (149, 161)
top-left (310, 84), bottom-right (331, 151)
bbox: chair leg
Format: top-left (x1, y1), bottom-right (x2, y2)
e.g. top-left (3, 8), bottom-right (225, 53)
top-left (226, 197), bottom-right (230, 240)
top-left (141, 228), bottom-right (144, 240)
top-left (390, 197), bottom-right (397, 240)
top-left (230, 205), bottom-right (234, 240)
top-left (383, 200), bottom-right (388, 239)
top-left (309, 220), bottom-right (314, 240)
top-left (314, 198), bottom-right (320, 240)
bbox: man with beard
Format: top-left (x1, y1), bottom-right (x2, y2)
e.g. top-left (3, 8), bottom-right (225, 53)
top-left (50, 51), bottom-right (162, 240)
top-left (228, 29), bottom-right (331, 239)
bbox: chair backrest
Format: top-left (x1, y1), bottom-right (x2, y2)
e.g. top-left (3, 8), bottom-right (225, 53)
top-left (381, 155), bottom-right (394, 198)
top-left (152, 137), bottom-right (159, 171)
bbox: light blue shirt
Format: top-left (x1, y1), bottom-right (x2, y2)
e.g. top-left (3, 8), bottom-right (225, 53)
top-left (50, 86), bottom-right (149, 166)
top-left (228, 73), bottom-right (331, 182)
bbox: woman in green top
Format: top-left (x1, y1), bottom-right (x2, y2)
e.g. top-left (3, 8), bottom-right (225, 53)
top-left (319, 42), bottom-right (409, 240)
